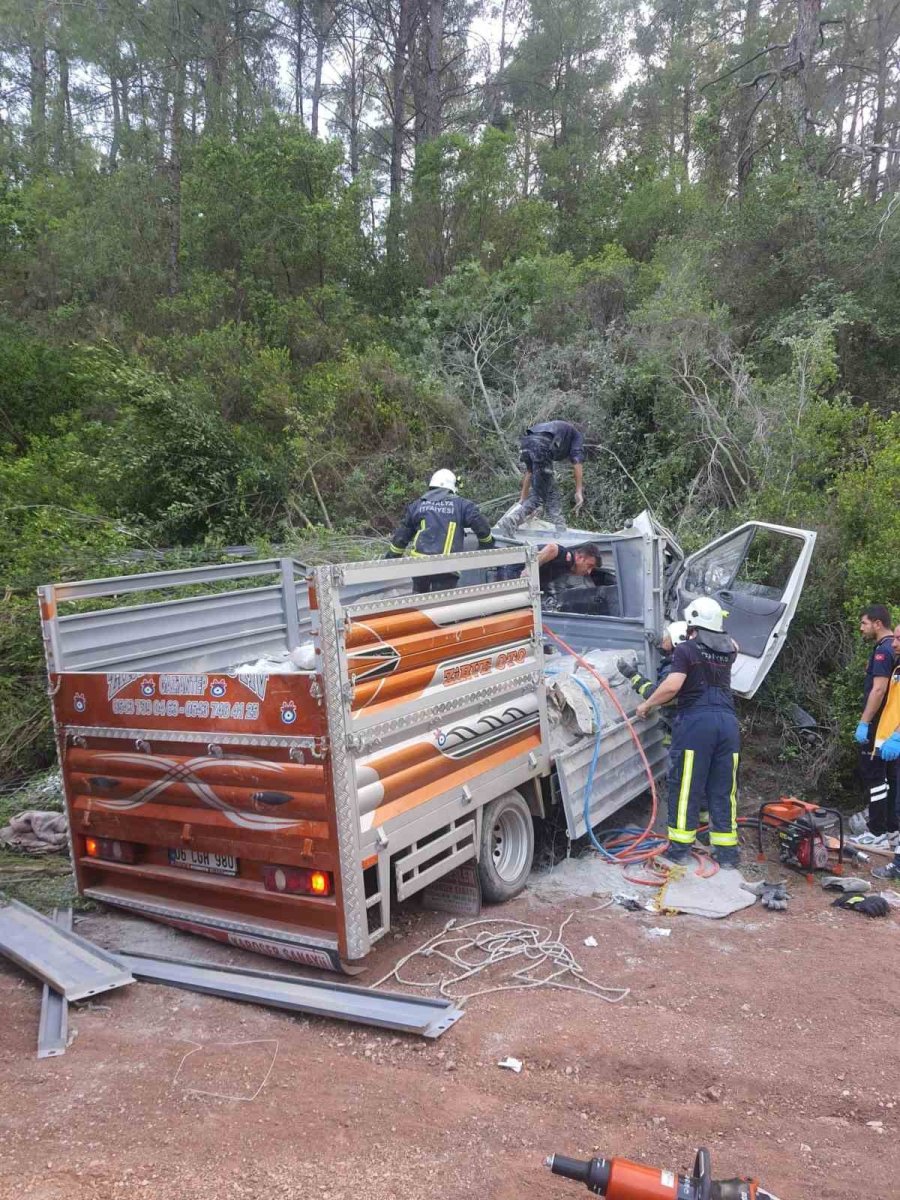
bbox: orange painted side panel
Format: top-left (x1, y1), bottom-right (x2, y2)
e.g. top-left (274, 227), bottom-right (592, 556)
top-left (347, 611), bottom-right (532, 680)
top-left (367, 729), bottom-right (544, 827)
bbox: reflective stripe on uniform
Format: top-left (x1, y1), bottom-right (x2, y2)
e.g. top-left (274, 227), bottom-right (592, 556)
top-left (668, 826), bottom-right (697, 844)
top-left (411, 519), bottom-right (426, 553)
top-left (442, 520), bottom-right (457, 555)
top-left (676, 749), bottom-right (694, 835)
top-left (388, 544), bottom-right (405, 556)
top-left (709, 829), bottom-right (738, 846)
top-left (710, 754), bottom-right (740, 846)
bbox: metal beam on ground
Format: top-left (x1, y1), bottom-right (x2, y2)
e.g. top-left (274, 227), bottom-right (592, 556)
top-left (37, 908), bottom-right (72, 1059)
top-left (0, 898), bottom-right (134, 1001)
top-left (118, 952), bottom-right (463, 1039)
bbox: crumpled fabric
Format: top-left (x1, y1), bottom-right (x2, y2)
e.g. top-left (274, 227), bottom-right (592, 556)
top-left (0, 810), bottom-right (69, 856)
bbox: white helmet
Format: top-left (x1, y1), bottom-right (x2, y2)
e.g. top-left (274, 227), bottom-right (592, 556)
top-left (683, 596), bottom-right (727, 633)
top-left (430, 469), bottom-right (457, 492)
top-left (665, 620), bottom-right (688, 646)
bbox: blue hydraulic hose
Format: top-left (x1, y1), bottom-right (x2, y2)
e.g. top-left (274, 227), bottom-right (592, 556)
top-left (557, 672), bottom-right (611, 858)
top-left (548, 664), bottom-right (667, 862)
top-left (542, 667), bottom-right (672, 864)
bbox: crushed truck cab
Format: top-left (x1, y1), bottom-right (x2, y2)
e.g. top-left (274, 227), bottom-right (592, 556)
top-left (38, 514), bottom-right (814, 967)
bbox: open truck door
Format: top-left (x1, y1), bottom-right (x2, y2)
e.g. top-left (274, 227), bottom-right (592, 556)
top-left (672, 522), bottom-right (816, 698)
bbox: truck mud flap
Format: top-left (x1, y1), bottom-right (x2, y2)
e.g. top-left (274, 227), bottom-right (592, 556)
top-left (84, 885), bottom-right (347, 972)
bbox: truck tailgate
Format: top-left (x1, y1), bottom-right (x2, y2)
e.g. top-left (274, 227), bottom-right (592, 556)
top-left (54, 669), bottom-right (346, 970)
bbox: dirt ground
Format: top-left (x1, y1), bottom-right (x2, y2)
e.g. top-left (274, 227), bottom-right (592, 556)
top-left (2, 843), bottom-right (900, 1200)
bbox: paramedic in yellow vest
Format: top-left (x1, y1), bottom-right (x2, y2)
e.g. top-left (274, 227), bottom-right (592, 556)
top-left (385, 470), bottom-right (495, 594)
top-left (871, 623), bottom-right (900, 881)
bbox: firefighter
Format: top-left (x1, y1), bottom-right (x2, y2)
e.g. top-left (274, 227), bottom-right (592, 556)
top-left (385, 469), bottom-right (495, 593)
top-left (496, 419), bottom-right (585, 535)
top-left (853, 604), bottom-right (897, 841)
top-left (635, 598), bottom-right (741, 867)
top-left (618, 621), bottom-right (688, 701)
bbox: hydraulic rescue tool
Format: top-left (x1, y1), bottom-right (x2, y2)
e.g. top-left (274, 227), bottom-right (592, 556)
top-left (545, 1145), bottom-right (783, 1200)
top-left (756, 796), bottom-right (843, 875)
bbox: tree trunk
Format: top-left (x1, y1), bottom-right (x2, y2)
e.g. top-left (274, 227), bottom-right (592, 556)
top-left (488, 0), bottom-right (511, 125)
top-left (295, 0), bottom-right (306, 125)
top-left (52, 43), bottom-right (72, 168)
top-left (109, 72), bottom-right (122, 168)
top-left (311, 30), bottom-right (326, 135)
top-left (29, 30), bottom-right (49, 169)
top-left (681, 11), bottom-right (693, 170)
top-left (205, 10), bottom-right (229, 137)
top-left (867, 4), bottom-right (889, 202)
top-left (348, 31), bottom-right (360, 177)
top-left (386, 0), bottom-right (417, 265)
top-left (736, 0), bottom-right (761, 200)
top-left (422, 0), bottom-right (443, 141)
top-left (783, 0), bottom-right (822, 147)
top-left (167, 2), bottom-right (186, 296)
top-left (235, 0), bottom-right (246, 137)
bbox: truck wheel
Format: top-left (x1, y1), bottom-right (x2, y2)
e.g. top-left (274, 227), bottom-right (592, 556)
top-left (478, 791), bottom-right (535, 903)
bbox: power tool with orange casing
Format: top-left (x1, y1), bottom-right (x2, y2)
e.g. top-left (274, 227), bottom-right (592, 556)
top-left (545, 1145), bottom-right (783, 1200)
top-left (756, 796), bottom-right (844, 875)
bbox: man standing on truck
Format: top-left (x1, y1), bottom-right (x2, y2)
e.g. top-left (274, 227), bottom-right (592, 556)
top-left (385, 470), bottom-right (495, 593)
top-left (635, 598), bottom-right (741, 868)
top-left (852, 604), bottom-right (897, 844)
top-left (496, 420), bottom-right (586, 536)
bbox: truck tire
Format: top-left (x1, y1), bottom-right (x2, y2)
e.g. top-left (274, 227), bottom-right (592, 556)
top-left (478, 790), bottom-right (535, 903)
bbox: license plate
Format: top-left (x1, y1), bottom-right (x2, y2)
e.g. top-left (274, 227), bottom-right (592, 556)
top-left (168, 848), bottom-right (238, 876)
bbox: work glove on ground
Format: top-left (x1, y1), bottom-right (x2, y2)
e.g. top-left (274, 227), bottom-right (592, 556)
top-left (831, 892), bottom-right (890, 918)
top-left (741, 880), bottom-right (789, 910)
top-left (880, 732), bottom-right (900, 762)
top-left (854, 721), bottom-right (870, 744)
top-left (821, 875), bottom-right (871, 893)
top-left (848, 811), bottom-right (869, 837)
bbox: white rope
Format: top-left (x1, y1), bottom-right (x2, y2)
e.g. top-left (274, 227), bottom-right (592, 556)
top-left (371, 915), bottom-right (630, 1006)
top-left (172, 1038), bottom-right (280, 1102)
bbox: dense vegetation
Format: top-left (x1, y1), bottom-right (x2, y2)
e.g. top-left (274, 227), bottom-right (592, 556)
top-left (1, 0), bottom-right (898, 790)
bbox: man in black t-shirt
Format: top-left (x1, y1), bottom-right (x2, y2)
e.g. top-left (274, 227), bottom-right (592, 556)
top-left (854, 604), bottom-right (897, 839)
top-left (534, 541), bottom-right (601, 592)
top-left (496, 420), bottom-right (586, 536)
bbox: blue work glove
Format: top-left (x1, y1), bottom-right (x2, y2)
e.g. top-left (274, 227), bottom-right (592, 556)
top-left (854, 721), bottom-right (870, 744)
top-left (880, 732), bottom-right (900, 762)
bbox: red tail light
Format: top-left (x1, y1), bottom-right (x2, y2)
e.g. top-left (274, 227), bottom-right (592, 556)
top-left (84, 836), bottom-right (137, 864)
top-left (263, 865), bottom-right (333, 897)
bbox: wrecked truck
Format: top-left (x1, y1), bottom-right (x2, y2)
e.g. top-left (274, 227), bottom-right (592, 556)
top-left (38, 512), bottom-right (815, 970)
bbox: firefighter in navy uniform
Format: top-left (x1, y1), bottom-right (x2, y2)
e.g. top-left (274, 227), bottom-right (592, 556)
top-left (619, 621), bottom-right (688, 702)
top-left (496, 419), bottom-right (586, 535)
top-left (385, 469), bottom-right (495, 593)
top-left (636, 598), bottom-right (741, 867)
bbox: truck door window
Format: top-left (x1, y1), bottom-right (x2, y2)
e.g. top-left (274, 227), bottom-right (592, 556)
top-left (682, 528), bottom-right (753, 593)
top-left (731, 528), bottom-right (804, 600)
